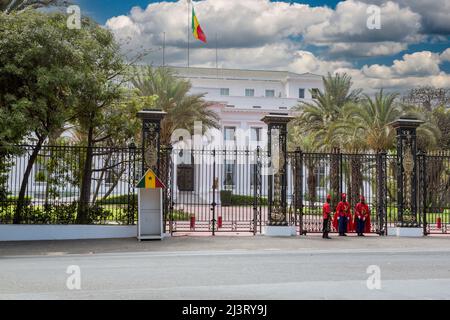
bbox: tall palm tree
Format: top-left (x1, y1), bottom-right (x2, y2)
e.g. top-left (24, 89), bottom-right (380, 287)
top-left (338, 90), bottom-right (401, 152)
top-left (131, 66), bottom-right (220, 146)
top-left (294, 72), bottom-right (361, 207)
top-left (288, 129), bottom-right (323, 207)
top-left (295, 73), bottom-right (362, 138)
top-left (0, 0), bottom-right (67, 13)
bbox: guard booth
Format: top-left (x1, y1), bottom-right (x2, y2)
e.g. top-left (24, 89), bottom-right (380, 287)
top-left (136, 169), bottom-right (166, 240)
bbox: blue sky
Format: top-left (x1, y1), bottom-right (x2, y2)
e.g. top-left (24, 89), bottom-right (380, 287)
top-left (75, 0), bottom-right (341, 24)
top-left (73, 0), bottom-right (450, 92)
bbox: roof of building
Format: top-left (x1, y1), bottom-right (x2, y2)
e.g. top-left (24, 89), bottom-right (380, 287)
top-left (131, 65), bottom-right (322, 82)
top-left (168, 66), bottom-right (322, 81)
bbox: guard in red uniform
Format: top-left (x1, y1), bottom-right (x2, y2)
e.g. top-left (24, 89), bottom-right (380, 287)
top-left (354, 195), bottom-right (371, 236)
top-left (322, 194), bottom-right (332, 239)
top-left (333, 193), bottom-right (352, 236)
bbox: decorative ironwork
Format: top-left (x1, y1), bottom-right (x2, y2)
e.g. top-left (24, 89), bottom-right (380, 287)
top-left (137, 110), bottom-right (167, 175)
top-left (391, 118), bottom-right (423, 227)
top-left (261, 114), bottom-right (293, 226)
top-left (376, 152), bottom-right (387, 235)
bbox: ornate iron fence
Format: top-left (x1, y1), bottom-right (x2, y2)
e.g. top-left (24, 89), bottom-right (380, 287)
top-left (0, 144), bottom-right (141, 225)
top-left (422, 151), bottom-right (450, 234)
top-left (1, 145), bottom-right (449, 234)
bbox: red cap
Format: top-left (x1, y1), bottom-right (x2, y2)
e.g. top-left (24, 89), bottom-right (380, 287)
top-left (326, 194), bottom-right (331, 201)
top-left (359, 195), bottom-right (365, 202)
top-left (341, 193), bottom-right (347, 199)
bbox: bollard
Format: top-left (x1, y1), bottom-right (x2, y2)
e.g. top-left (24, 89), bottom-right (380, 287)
top-left (218, 216), bottom-right (223, 228)
top-left (190, 215), bottom-right (195, 230)
top-left (437, 217), bottom-right (442, 229)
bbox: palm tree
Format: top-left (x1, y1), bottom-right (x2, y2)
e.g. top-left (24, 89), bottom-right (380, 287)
top-left (288, 129), bottom-right (323, 208)
top-left (0, 0), bottom-right (68, 13)
top-left (294, 72), bottom-right (361, 207)
top-left (131, 66), bottom-right (220, 147)
top-left (329, 90), bottom-right (401, 206)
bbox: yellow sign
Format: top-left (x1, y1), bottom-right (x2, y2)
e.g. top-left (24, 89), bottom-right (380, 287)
top-left (136, 169), bottom-right (165, 189)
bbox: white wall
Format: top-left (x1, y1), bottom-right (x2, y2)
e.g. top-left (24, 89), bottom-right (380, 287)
top-left (0, 225), bottom-right (137, 241)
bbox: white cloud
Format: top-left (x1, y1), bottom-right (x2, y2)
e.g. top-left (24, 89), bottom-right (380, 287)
top-left (304, 1), bottom-right (422, 44)
top-left (328, 42), bottom-right (407, 58)
top-left (392, 51), bottom-right (441, 77)
top-left (440, 48), bottom-right (450, 62)
top-left (106, 0), bottom-right (331, 50)
top-left (359, 0), bottom-right (450, 35)
top-left (105, 0), bottom-right (450, 94)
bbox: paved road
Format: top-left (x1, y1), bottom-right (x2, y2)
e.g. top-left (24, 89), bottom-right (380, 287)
top-left (1, 237), bottom-right (450, 299)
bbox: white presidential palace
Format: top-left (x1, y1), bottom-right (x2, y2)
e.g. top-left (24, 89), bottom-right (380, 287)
top-left (170, 66), bottom-right (324, 144)
top-left (168, 66), bottom-right (325, 205)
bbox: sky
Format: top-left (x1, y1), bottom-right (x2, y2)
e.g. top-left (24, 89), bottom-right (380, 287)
top-left (72, 0), bottom-right (450, 93)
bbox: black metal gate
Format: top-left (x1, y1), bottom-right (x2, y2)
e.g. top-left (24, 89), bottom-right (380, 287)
top-left (162, 148), bottom-right (265, 235)
top-left (420, 151), bottom-right (450, 234)
top-left (161, 147), bottom-right (450, 236)
top-left (290, 150), bottom-right (388, 235)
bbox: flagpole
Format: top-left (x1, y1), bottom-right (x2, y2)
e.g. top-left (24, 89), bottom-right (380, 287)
top-left (187, 0), bottom-right (190, 69)
top-left (215, 32), bottom-right (218, 79)
top-left (162, 31), bottom-right (166, 67)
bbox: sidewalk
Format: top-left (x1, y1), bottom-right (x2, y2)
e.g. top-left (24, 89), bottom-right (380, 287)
top-left (1, 234), bottom-right (449, 257)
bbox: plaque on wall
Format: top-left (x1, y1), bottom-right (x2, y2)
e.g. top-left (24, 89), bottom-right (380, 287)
top-left (177, 164), bottom-right (194, 191)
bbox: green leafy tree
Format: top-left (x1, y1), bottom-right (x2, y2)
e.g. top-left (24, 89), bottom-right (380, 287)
top-left (69, 19), bottom-right (130, 223)
top-left (0, 11), bottom-right (85, 223)
top-left (0, 0), bottom-right (68, 13)
top-left (432, 106), bottom-right (450, 150)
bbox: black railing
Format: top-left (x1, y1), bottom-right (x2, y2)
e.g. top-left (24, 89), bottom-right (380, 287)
top-left (1, 145), bottom-right (449, 233)
top-left (0, 144), bottom-right (142, 225)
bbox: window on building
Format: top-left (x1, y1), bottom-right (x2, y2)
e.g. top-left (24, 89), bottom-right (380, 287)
top-left (265, 89), bottom-right (275, 97)
top-left (34, 161), bottom-right (47, 184)
top-left (105, 169), bottom-right (116, 185)
top-left (224, 126), bottom-right (236, 141)
top-left (245, 89), bottom-right (255, 97)
top-left (250, 164), bottom-right (257, 186)
top-left (299, 88), bottom-right (305, 99)
top-left (250, 127), bottom-right (262, 142)
top-left (223, 160), bottom-right (236, 187)
top-left (220, 88), bottom-right (230, 96)
top-left (311, 88), bottom-right (320, 99)
top-left (317, 165), bottom-right (326, 188)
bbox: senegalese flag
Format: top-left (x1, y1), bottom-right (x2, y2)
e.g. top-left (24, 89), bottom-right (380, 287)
top-left (136, 169), bottom-right (166, 189)
top-left (192, 7), bottom-right (207, 43)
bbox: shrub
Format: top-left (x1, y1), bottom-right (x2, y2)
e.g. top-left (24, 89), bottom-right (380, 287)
top-left (88, 205), bottom-right (113, 224)
top-left (98, 194), bottom-right (137, 205)
top-left (220, 190), bottom-right (232, 206)
top-left (220, 191), bottom-right (268, 206)
top-left (6, 196), bottom-right (32, 206)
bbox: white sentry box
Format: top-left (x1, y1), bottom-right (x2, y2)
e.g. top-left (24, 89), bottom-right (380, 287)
top-left (138, 188), bottom-right (163, 240)
top-left (136, 168), bottom-right (166, 241)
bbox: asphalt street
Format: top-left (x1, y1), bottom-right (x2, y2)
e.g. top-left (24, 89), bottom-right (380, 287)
top-left (1, 236), bottom-right (450, 299)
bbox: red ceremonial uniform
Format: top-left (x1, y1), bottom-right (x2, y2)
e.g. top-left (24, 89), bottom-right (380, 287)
top-left (323, 202), bottom-right (331, 219)
top-left (333, 200), bottom-right (353, 232)
top-left (354, 202), bottom-right (371, 233)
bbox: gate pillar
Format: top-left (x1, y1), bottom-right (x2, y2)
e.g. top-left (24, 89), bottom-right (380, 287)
top-left (389, 117), bottom-right (424, 236)
top-left (261, 114), bottom-right (295, 236)
top-left (138, 109), bottom-right (168, 232)
top-left (137, 109), bottom-right (167, 175)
